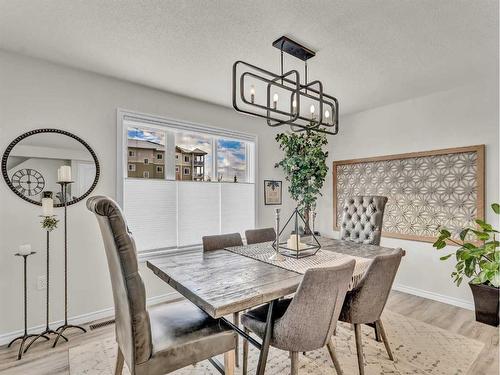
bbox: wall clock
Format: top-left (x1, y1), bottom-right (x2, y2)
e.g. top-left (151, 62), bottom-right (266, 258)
top-left (11, 168), bottom-right (45, 197)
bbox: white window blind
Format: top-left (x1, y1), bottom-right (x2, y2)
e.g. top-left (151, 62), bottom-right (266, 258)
top-left (123, 179), bottom-right (177, 251)
top-left (178, 181), bottom-right (221, 247)
top-left (221, 183), bottom-right (255, 235)
top-left (118, 110), bottom-right (257, 255)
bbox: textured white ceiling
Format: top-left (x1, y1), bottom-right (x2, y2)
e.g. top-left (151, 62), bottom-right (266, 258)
top-left (0, 0), bottom-right (497, 115)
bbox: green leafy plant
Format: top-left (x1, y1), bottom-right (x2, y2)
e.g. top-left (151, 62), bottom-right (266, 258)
top-left (41, 216), bottom-right (59, 232)
top-left (433, 203), bottom-right (500, 287)
top-left (275, 129), bottom-right (329, 233)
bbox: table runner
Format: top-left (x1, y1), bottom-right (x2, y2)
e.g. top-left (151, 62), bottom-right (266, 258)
top-left (226, 241), bottom-right (372, 290)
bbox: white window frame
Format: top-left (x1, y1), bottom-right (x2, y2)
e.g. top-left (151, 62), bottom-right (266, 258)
top-left (184, 167), bottom-right (190, 175)
top-left (156, 166), bottom-right (163, 173)
top-left (144, 158), bottom-right (149, 164)
top-left (129, 150), bottom-right (135, 157)
top-left (156, 153), bottom-right (163, 160)
top-left (128, 164), bottom-right (136, 172)
top-left (143, 171), bottom-right (150, 178)
top-left (116, 109), bottom-right (258, 231)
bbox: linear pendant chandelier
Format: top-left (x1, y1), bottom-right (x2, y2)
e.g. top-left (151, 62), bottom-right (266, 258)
top-left (232, 36), bottom-right (339, 135)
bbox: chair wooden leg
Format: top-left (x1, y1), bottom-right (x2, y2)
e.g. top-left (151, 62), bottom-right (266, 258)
top-left (376, 319), bottom-right (394, 361)
top-left (353, 324), bottom-right (365, 375)
top-left (290, 351), bottom-right (298, 375)
top-left (233, 312), bottom-right (240, 367)
top-left (224, 349), bottom-right (235, 375)
top-left (115, 347), bottom-right (124, 375)
top-left (242, 328), bottom-right (249, 375)
top-left (326, 338), bottom-right (343, 375)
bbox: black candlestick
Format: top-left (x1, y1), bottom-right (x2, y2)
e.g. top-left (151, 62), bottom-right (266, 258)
top-left (53, 181), bottom-right (86, 347)
top-left (8, 251), bottom-right (48, 360)
top-left (24, 227), bottom-right (67, 352)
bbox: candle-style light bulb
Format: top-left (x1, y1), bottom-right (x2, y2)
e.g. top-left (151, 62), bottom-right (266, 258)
top-left (324, 110), bottom-right (330, 119)
top-left (250, 85), bottom-right (255, 104)
top-left (273, 93), bottom-right (279, 109)
top-left (310, 104), bottom-right (315, 119)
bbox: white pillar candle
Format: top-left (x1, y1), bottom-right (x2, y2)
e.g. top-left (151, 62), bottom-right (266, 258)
top-left (57, 166), bottom-right (72, 182)
top-left (19, 244), bottom-right (31, 255)
top-left (287, 234), bottom-right (301, 250)
top-left (42, 197), bottom-right (54, 216)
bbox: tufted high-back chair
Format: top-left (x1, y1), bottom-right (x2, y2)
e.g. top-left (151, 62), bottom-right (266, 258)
top-left (86, 196), bottom-right (152, 370)
top-left (88, 196), bottom-right (236, 375)
top-left (339, 196), bottom-right (388, 245)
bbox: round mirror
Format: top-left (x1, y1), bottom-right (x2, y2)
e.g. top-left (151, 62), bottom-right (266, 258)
top-left (2, 129), bottom-right (100, 207)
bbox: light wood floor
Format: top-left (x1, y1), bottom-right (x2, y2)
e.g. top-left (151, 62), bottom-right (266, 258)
top-left (0, 291), bottom-right (498, 375)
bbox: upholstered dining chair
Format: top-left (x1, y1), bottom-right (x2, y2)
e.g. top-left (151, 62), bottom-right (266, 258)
top-left (202, 232), bottom-right (243, 252)
top-left (339, 196), bottom-right (388, 246)
top-left (241, 260), bottom-right (356, 375)
top-left (339, 249), bottom-right (404, 375)
top-left (87, 196), bottom-right (237, 375)
top-left (202, 232), bottom-right (244, 366)
top-left (245, 227), bottom-right (276, 245)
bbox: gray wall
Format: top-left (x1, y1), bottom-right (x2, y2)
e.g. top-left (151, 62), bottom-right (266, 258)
top-left (0, 49), bottom-right (498, 339)
top-left (316, 80), bottom-right (499, 308)
top-left (0, 50), bottom-right (294, 338)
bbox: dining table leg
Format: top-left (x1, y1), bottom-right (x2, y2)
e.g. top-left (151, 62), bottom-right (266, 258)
top-left (256, 300), bottom-right (276, 375)
top-left (233, 312), bottom-right (240, 367)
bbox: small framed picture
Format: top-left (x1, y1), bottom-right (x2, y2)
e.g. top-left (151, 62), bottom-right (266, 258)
top-left (264, 180), bottom-right (282, 205)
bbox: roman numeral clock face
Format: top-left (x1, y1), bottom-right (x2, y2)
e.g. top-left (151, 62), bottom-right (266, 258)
top-left (11, 168), bottom-right (45, 197)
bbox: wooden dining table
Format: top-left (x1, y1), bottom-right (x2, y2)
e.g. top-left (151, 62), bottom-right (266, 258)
top-left (146, 237), bottom-right (402, 375)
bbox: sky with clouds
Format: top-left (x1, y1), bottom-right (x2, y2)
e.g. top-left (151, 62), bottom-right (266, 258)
top-left (128, 127), bottom-right (165, 145)
top-left (217, 139), bottom-right (247, 182)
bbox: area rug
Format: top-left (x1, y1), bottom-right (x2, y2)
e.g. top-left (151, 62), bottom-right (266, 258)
top-left (69, 310), bottom-right (484, 375)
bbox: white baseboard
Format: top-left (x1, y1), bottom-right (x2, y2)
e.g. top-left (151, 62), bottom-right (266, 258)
top-left (0, 292), bottom-right (180, 346)
top-left (1, 286), bottom-right (474, 346)
top-left (393, 284), bottom-right (474, 311)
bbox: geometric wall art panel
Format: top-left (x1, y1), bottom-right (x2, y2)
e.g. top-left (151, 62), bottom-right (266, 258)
top-left (333, 145), bottom-right (485, 243)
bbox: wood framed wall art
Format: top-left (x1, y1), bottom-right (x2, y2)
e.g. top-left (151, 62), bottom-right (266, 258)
top-left (332, 145), bottom-right (485, 243)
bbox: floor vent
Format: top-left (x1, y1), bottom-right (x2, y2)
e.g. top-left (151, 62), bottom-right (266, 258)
top-left (89, 319), bottom-right (115, 330)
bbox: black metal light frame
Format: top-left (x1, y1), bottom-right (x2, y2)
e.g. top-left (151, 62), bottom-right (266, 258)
top-left (232, 36), bottom-right (339, 135)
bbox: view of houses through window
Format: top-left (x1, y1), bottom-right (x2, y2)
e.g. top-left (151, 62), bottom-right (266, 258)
top-left (127, 128), bottom-right (166, 180)
top-left (127, 125), bottom-right (253, 183)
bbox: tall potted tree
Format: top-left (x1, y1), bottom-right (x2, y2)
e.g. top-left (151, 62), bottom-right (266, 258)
top-left (275, 130), bottom-right (329, 234)
top-left (433, 203), bottom-right (500, 326)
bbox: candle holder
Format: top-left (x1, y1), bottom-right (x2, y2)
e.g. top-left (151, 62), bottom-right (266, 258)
top-left (8, 251), bottom-right (48, 360)
top-left (272, 207), bottom-right (321, 259)
top-left (24, 218), bottom-right (67, 352)
top-left (269, 209), bottom-right (286, 261)
top-left (53, 181), bottom-right (86, 347)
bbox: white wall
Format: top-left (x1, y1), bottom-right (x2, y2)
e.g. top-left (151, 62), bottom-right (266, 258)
top-left (316, 81), bottom-right (499, 308)
top-left (0, 49), bottom-right (497, 340)
top-left (0, 50), bottom-right (294, 338)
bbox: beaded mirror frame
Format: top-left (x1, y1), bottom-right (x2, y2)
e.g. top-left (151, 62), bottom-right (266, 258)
top-left (2, 128), bottom-right (100, 207)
